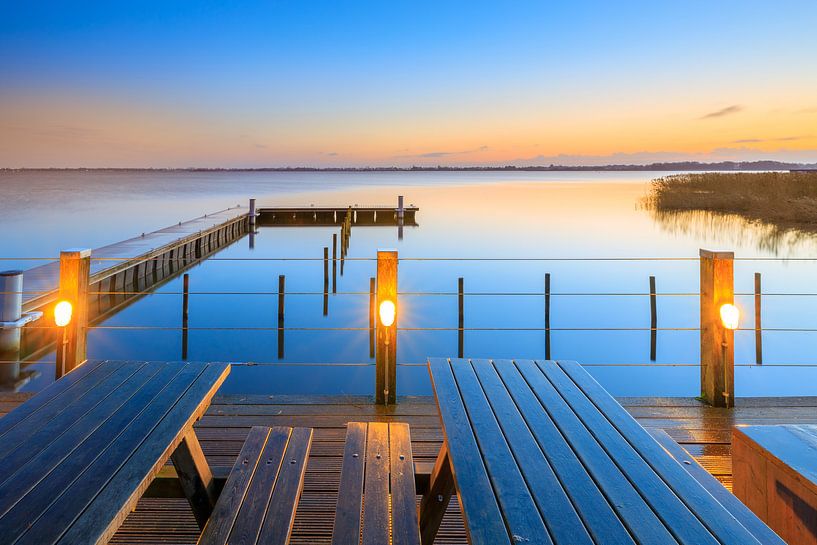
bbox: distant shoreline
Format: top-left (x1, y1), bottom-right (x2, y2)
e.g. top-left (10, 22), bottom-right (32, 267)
top-left (2, 160), bottom-right (816, 173)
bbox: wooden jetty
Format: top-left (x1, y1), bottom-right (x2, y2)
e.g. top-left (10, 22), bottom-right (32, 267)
top-left (1, 389), bottom-right (811, 544)
top-left (258, 204), bottom-right (419, 226)
top-left (17, 207), bottom-right (250, 362)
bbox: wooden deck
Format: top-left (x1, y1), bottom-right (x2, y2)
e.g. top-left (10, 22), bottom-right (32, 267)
top-left (2, 392), bottom-right (815, 544)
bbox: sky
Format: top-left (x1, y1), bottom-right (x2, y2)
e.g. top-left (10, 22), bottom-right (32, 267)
top-left (1, 1), bottom-right (816, 168)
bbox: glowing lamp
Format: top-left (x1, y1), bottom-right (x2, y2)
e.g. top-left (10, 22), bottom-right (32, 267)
top-left (379, 300), bottom-right (396, 327)
top-left (54, 300), bottom-right (73, 327)
top-left (719, 303), bottom-right (739, 330)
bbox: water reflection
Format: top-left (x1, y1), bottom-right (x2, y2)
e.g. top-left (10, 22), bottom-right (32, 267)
top-left (645, 207), bottom-right (817, 256)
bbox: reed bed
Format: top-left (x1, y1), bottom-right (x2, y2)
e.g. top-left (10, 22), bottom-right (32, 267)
top-left (642, 171), bottom-right (817, 231)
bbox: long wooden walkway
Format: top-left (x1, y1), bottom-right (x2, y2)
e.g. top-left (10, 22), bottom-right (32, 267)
top-left (1, 392), bottom-right (815, 544)
top-left (21, 207), bottom-right (247, 312)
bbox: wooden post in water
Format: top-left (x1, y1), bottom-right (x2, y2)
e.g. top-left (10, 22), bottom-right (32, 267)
top-left (278, 275), bottom-right (285, 359)
top-left (649, 275), bottom-right (657, 361)
top-left (754, 272), bottom-right (763, 365)
top-left (544, 273), bottom-right (551, 360)
top-left (332, 234), bottom-right (338, 293)
top-left (458, 277), bottom-right (464, 359)
top-left (182, 273), bottom-right (189, 360)
top-left (699, 249), bottom-right (735, 408)
top-left (369, 277), bottom-right (376, 359)
top-left (376, 250), bottom-right (397, 405)
top-left (56, 248), bottom-right (91, 379)
top-left (323, 247), bottom-right (329, 316)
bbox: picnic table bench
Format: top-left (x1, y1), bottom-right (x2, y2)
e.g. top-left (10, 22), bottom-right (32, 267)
top-left (422, 358), bottom-right (784, 545)
top-left (0, 359), bottom-right (229, 545)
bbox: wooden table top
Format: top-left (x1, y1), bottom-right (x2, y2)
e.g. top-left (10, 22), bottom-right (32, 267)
top-left (428, 358), bottom-right (780, 545)
top-left (0, 359), bottom-right (229, 545)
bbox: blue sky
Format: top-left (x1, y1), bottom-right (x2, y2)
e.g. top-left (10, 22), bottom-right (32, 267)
top-left (1, 1), bottom-right (816, 167)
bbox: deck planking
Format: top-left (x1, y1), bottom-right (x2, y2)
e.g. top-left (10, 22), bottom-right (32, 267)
top-left (1, 391), bottom-right (816, 544)
top-left (20, 207), bottom-right (247, 312)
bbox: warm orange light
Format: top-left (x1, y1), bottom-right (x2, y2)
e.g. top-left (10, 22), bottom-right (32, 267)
top-left (720, 304), bottom-right (739, 330)
top-left (54, 300), bottom-right (73, 327)
top-left (379, 300), bottom-right (396, 327)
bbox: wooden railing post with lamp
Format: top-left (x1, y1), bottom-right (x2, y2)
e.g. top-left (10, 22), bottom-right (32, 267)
top-left (55, 248), bottom-right (91, 379)
top-left (376, 249), bottom-right (397, 405)
top-left (699, 249), bottom-right (737, 408)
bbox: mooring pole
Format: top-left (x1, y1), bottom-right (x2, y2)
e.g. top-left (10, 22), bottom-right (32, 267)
top-left (369, 277), bottom-right (376, 359)
top-left (376, 249), bottom-right (398, 405)
top-left (699, 249), bottom-right (735, 408)
top-left (332, 234), bottom-right (338, 293)
top-left (754, 272), bottom-right (762, 365)
top-left (182, 273), bottom-right (189, 360)
top-left (278, 275), bottom-right (285, 359)
top-left (544, 273), bottom-right (551, 360)
top-left (323, 247), bottom-right (329, 316)
top-left (56, 248), bottom-right (91, 379)
top-left (649, 275), bottom-right (657, 361)
top-left (458, 277), bottom-right (464, 359)
top-left (248, 198), bottom-right (256, 229)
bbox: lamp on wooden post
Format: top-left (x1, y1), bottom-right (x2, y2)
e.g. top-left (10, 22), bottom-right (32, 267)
top-left (55, 248), bottom-right (90, 379)
top-left (376, 249), bottom-right (397, 405)
top-left (699, 249), bottom-right (735, 408)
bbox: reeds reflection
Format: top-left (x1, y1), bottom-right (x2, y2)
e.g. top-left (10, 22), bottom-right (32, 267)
top-left (644, 207), bottom-right (817, 256)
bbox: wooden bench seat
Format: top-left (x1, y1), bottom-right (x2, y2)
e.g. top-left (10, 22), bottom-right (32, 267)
top-left (331, 422), bottom-right (420, 545)
top-left (199, 426), bottom-right (313, 545)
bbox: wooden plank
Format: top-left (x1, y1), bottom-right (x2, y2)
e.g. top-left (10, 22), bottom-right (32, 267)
top-left (559, 360), bottom-right (772, 544)
top-left (513, 359), bottom-right (678, 545)
top-left (0, 361), bottom-right (145, 474)
top-left (449, 359), bottom-right (550, 544)
top-left (0, 362), bottom-right (168, 517)
top-left (199, 426), bottom-right (272, 545)
top-left (419, 445), bottom-right (455, 545)
top-left (331, 422), bottom-right (367, 545)
top-left (0, 361), bottom-right (197, 542)
top-left (650, 428), bottom-right (784, 545)
top-left (0, 359), bottom-right (106, 436)
top-left (361, 422), bottom-right (389, 545)
top-left (389, 423), bottom-right (420, 545)
top-left (540, 360), bottom-right (723, 545)
top-left (471, 359), bottom-right (591, 545)
top-left (489, 359), bottom-right (633, 545)
top-left (170, 429), bottom-right (217, 529)
top-left (258, 427), bottom-right (313, 545)
top-left (21, 362), bottom-right (228, 545)
top-left (427, 358), bottom-right (508, 545)
top-left (221, 425), bottom-right (292, 544)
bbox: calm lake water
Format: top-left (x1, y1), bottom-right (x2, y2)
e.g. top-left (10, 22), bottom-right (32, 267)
top-left (3, 170), bottom-right (817, 397)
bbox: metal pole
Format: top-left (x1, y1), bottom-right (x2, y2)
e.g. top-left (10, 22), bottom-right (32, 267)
top-left (754, 272), bottom-right (762, 365)
top-left (182, 273), bottom-right (189, 360)
top-left (458, 277), bottom-right (464, 359)
top-left (545, 273), bottom-right (551, 360)
top-left (249, 198), bottom-right (256, 228)
top-left (278, 275), bottom-right (285, 359)
top-left (649, 275), bottom-right (657, 361)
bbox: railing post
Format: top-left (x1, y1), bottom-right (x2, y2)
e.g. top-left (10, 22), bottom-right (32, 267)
top-left (699, 249), bottom-right (735, 408)
top-left (56, 248), bottom-right (91, 379)
top-left (376, 249), bottom-right (397, 405)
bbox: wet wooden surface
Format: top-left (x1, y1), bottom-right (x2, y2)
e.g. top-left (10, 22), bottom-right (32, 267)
top-left (21, 207), bottom-right (247, 311)
top-left (2, 392), bottom-right (816, 544)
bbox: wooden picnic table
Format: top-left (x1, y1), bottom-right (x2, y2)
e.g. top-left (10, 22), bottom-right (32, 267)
top-left (421, 358), bottom-right (783, 545)
top-left (0, 359), bottom-right (229, 545)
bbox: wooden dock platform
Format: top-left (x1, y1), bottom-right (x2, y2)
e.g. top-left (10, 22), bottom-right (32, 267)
top-left (2, 390), bottom-right (814, 544)
top-left (258, 204), bottom-right (419, 226)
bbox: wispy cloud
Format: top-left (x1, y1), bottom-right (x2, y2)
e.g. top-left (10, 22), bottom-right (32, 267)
top-left (254, 143), bottom-right (267, 149)
top-left (325, 152), bottom-right (339, 156)
top-left (394, 145), bottom-right (489, 159)
top-left (700, 105), bottom-right (743, 119)
top-left (732, 135), bottom-right (809, 144)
